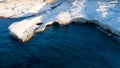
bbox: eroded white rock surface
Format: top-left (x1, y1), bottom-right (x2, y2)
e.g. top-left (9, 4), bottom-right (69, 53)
top-left (7, 0), bottom-right (120, 42)
top-left (9, 16), bottom-right (42, 42)
top-left (0, 0), bottom-right (52, 18)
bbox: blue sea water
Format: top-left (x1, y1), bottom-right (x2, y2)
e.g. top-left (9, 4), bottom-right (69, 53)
top-left (0, 18), bottom-right (120, 68)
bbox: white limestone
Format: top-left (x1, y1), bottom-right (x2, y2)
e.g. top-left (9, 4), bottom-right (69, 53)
top-left (7, 0), bottom-right (120, 42)
top-left (9, 16), bottom-right (42, 42)
top-left (0, 0), bottom-right (51, 18)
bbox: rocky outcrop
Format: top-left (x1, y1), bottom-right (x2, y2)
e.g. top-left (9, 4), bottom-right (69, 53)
top-left (0, 0), bottom-right (50, 18)
top-left (8, 16), bottom-right (42, 42)
top-left (7, 0), bottom-right (120, 42)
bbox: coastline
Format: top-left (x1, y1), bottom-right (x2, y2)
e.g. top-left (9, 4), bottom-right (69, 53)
top-left (4, 0), bottom-right (120, 42)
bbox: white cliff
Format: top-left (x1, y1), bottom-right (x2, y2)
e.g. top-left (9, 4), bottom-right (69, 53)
top-left (6, 0), bottom-right (120, 42)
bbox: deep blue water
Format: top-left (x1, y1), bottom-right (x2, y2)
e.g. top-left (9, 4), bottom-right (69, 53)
top-left (0, 18), bottom-right (120, 68)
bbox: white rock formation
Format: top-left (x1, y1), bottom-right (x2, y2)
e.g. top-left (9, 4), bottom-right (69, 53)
top-left (0, 0), bottom-right (51, 18)
top-left (7, 0), bottom-right (120, 42)
top-left (9, 16), bottom-right (42, 42)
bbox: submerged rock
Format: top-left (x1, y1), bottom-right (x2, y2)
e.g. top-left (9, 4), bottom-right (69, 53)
top-left (7, 0), bottom-right (120, 42)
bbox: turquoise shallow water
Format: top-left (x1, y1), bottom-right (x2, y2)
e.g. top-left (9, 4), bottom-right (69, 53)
top-left (0, 18), bottom-right (120, 68)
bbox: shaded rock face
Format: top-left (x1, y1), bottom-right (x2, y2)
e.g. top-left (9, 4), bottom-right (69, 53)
top-left (0, 0), bottom-right (6, 2)
top-left (7, 0), bottom-right (120, 42)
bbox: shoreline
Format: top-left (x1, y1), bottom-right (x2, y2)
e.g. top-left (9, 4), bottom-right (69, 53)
top-left (6, 0), bottom-right (120, 42)
top-left (8, 17), bottom-right (120, 43)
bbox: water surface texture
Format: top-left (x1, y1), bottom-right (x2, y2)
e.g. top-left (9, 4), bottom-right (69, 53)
top-left (0, 19), bottom-right (120, 68)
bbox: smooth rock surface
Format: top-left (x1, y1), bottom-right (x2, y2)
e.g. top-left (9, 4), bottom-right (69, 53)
top-left (8, 0), bottom-right (120, 42)
top-left (8, 16), bottom-right (42, 42)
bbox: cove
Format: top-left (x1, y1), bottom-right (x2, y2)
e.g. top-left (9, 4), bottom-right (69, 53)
top-left (0, 19), bottom-right (120, 68)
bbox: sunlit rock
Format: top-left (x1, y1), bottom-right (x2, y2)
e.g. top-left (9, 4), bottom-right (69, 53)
top-left (0, 0), bottom-right (51, 18)
top-left (8, 0), bottom-right (120, 42)
top-left (8, 16), bottom-right (42, 42)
